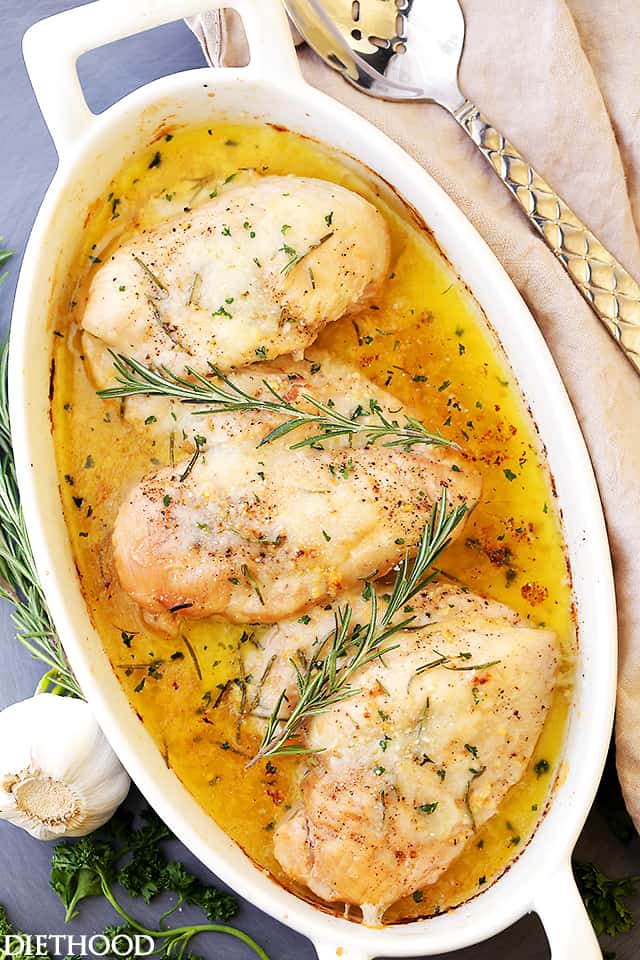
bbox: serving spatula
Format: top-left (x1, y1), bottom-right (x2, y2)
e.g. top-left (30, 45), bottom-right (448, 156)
top-left (284, 0), bottom-right (640, 375)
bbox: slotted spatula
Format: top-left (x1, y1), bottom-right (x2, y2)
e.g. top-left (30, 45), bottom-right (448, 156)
top-left (285, 0), bottom-right (640, 375)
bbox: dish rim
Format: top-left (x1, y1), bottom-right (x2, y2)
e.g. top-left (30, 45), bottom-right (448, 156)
top-left (10, 3), bottom-right (616, 957)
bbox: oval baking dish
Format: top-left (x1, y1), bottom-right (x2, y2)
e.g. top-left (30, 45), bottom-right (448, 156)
top-left (12, 1), bottom-right (616, 957)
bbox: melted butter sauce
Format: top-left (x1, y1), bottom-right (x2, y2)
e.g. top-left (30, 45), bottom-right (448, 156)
top-left (51, 122), bottom-right (574, 922)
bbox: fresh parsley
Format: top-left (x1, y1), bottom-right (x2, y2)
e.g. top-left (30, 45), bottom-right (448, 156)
top-left (574, 861), bottom-right (639, 937)
top-left (49, 808), bottom-right (269, 958)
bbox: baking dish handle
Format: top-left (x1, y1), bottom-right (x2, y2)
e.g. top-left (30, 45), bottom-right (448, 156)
top-left (534, 861), bottom-right (602, 959)
top-left (22, 0), bottom-right (301, 159)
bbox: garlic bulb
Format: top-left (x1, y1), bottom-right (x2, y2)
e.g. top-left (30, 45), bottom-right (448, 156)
top-left (0, 694), bottom-right (130, 840)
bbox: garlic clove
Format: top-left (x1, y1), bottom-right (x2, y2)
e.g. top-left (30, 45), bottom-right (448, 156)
top-left (0, 693), bottom-right (130, 840)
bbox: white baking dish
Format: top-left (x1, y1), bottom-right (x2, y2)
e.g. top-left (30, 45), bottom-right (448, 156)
top-left (12, 1), bottom-right (616, 957)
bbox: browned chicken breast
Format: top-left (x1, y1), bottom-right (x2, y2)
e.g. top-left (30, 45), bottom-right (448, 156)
top-left (81, 176), bottom-right (390, 376)
top-left (112, 446), bottom-right (480, 625)
top-left (268, 585), bottom-right (558, 922)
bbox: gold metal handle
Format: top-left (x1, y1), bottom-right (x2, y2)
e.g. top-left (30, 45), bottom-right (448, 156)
top-left (455, 100), bottom-right (640, 375)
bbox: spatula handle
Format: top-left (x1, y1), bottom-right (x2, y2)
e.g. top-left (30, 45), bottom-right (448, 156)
top-left (454, 99), bottom-right (640, 376)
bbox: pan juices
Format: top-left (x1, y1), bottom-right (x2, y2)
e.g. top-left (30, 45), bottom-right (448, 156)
top-left (51, 121), bottom-right (574, 921)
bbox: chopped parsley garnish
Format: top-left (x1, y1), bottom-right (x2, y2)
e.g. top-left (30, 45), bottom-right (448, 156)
top-left (121, 630), bottom-right (137, 648)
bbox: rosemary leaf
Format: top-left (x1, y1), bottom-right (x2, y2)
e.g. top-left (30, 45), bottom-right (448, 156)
top-left (280, 231), bottom-right (334, 275)
top-left (178, 433), bottom-right (204, 482)
top-left (132, 253), bottom-right (168, 294)
top-left (416, 652), bottom-right (501, 675)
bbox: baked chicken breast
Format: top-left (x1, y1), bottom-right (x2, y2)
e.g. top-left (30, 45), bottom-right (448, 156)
top-left (81, 176), bottom-right (390, 375)
top-left (112, 445), bottom-right (479, 624)
top-left (267, 585), bottom-right (558, 921)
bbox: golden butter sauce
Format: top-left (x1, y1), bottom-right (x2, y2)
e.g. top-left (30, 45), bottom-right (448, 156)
top-left (51, 122), bottom-right (574, 921)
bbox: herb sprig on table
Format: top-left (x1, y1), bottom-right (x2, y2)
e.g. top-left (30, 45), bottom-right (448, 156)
top-left (98, 353), bottom-right (457, 452)
top-left (574, 861), bottom-right (639, 938)
top-left (0, 243), bottom-right (13, 287)
top-left (249, 490), bottom-right (467, 766)
top-left (50, 807), bottom-right (269, 959)
top-left (0, 267), bottom-right (81, 696)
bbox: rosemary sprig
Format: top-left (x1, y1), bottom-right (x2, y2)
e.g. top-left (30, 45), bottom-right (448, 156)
top-left (0, 243), bottom-right (13, 286)
top-left (247, 490), bottom-right (467, 766)
top-left (99, 354), bottom-right (457, 452)
top-left (0, 334), bottom-right (82, 698)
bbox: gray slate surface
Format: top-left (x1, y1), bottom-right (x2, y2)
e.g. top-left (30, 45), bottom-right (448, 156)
top-left (0, 1), bottom-right (638, 957)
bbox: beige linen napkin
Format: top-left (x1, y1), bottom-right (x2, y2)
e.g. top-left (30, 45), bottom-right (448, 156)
top-left (188, 1), bottom-right (640, 826)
